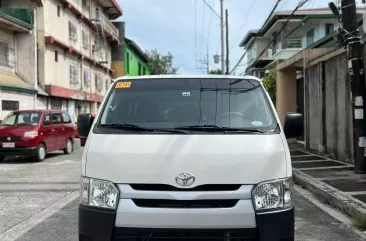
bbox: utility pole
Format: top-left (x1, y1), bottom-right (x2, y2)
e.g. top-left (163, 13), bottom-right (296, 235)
top-left (225, 9), bottom-right (229, 75)
top-left (220, 0), bottom-right (225, 75)
top-left (340, 0), bottom-right (366, 173)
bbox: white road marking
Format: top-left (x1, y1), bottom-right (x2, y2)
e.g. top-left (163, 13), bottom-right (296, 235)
top-left (0, 191), bottom-right (79, 241)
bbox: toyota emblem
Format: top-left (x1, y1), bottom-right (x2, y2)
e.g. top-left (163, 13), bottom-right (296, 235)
top-left (175, 173), bottom-right (195, 187)
top-left (7, 137), bottom-right (11, 141)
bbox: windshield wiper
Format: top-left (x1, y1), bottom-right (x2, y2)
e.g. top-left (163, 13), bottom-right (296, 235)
top-left (175, 125), bottom-right (267, 133)
top-left (100, 123), bottom-right (190, 134)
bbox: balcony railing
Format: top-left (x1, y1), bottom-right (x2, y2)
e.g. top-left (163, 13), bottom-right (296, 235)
top-left (0, 8), bottom-right (34, 25)
top-left (91, 8), bottom-right (119, 41)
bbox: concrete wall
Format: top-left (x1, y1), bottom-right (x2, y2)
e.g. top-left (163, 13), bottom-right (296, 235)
top-left (304, 52), bottom-right (354, 163)
top-left (0, 90), bottom-right (34, 120)
top-left (17, 32), bottom-right (37, 86)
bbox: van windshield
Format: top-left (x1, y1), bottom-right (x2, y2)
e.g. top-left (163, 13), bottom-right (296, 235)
top-left (97, 78), bottom-right (277, 133)
top-left (2, 112), bottom-right (42, 126)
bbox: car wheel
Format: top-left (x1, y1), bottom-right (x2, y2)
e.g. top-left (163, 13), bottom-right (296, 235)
top-left (34, 144), bottom-right (46, 162)
top-left (64, 139), bottom-right (73, 154)
top-left (0, 156), bottom-right (5, 162)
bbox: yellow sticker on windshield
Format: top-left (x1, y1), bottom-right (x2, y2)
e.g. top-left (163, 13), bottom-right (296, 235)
top-left (115, 82), bottom-right (131, 88)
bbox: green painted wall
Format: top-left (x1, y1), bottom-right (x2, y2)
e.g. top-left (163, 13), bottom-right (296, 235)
top-left (124, 44), bottom-right (151, 76)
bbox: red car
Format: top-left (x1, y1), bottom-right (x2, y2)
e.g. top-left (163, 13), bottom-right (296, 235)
top-left (0, 110), bottom-right (75, 162)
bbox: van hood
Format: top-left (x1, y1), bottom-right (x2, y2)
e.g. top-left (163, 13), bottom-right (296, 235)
top-left (0, 125), bottom-right (35, 136)
top-left (85, 134), bottom-right (288, 185)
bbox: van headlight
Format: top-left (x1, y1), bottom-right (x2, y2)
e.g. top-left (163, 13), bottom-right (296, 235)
top-left (80, 177), bottom-right (119, 209)
top-left (252, 177), bottom-right (293, 212)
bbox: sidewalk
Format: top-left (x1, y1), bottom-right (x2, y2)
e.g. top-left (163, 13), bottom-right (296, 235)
top-left (290, 143), bottom-right (366, 222)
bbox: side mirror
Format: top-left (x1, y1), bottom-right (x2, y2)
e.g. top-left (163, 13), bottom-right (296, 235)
top-left (284, 113), bottom-right (303, 139)
top-left (77, 114), bottom-right (95, 138)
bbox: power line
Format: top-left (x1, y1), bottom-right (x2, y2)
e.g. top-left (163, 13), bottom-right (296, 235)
top-left (202, 0), bottom-right (220, 19)
top-left (229, 0), bottom-right (283, 74)
top-left (241, 0), bottom-right (311, 74)
top-left (229, 0), bottom-right (256, 53)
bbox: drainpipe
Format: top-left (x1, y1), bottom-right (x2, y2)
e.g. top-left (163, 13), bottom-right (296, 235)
top-left (33, 8), bottom-right (38, 109)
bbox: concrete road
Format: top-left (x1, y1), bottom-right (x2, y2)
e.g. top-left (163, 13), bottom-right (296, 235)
top-left (0, 149), bottom-right (364, 241)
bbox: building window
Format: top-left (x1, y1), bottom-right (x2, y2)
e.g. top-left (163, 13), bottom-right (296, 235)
top-left (126, 52), bottom-right (130, 74)
top-left (82, 30), bottom-right (89, 49)
top-left (138, 62), bottom-right (142, 75)
top-left (0, 41), bottom-right (9, 67)
top-left (105, 79), bottom-right (109, 91)
top-left (68, 21), bottom-right (77, 41)
top-left (69, 65), bottom-right (79, 85)
top-left (2, 100), bottom-right (19, 111)
top-left (325, 24), bottom-right (334, 35)
top-left (57, 5), bottom-right (61, 17)
top-left (83, 70), bottom-right (90, 87)
top-left (143, 66), bottom-right (146, 75)
top-left (51, 99), bottom-right (62, 110)
top-left (95, 74), bottom-right (102, 92)
top-left (55, 51), bottom-right (58, 62)
top-left (82, 0), bottom-right (90, 9)
top-left (307, 28), bottom-right (314, 46)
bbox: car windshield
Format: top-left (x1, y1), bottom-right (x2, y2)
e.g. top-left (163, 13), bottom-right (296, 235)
top-left (2, 112), bottom-right (42, 126)
top-left (97, 78), bottom-right (277, 133)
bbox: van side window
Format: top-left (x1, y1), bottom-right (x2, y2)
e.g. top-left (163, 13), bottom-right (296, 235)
top-left (43, 114), bottom-right (51, 126)
top-left (62, 112), bottom-right (71, 123)
top-left (52, 113), bottom-right (62, 124)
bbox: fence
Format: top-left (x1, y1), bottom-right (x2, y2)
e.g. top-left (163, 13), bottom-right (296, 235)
top-left (304, 51), bottom-right (354, 163)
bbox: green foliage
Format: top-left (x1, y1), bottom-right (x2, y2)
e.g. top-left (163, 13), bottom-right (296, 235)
top-left (146, 49), bottom-right (179, 75)
top-left (262, 69), bottom-right (276, 106)
top-left (209, 69), bottom-right (222, 75)
top-left (355, 215), bottom-right (366, 230)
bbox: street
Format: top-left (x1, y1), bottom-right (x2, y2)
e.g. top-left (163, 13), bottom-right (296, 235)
top-left (0, 148), bottom-right (363, 241)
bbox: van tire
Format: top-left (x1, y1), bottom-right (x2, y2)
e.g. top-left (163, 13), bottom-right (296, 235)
top-left (0, 156), bottom-right (5, 162)
top-left (34, 144), bottom-right (46, 162)
top-left (64, 139), bottom-right (73, 154)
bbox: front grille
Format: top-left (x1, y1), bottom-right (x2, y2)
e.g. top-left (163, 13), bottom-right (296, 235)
top-left (114, 228), bottom-right (257, 241)
top-left (0, 136), bottom-right (22, 141)
top-left (132, 199), bottom-right (239, 209)
top-left (130, 184), bottom-right (241, 192)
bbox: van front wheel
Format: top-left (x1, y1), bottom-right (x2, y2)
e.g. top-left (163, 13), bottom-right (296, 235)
top-left (34, 144), bottom-right (46, 162)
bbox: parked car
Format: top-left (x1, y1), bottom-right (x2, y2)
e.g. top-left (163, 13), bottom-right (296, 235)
top-left (0, 110), bottom-right (75, 162)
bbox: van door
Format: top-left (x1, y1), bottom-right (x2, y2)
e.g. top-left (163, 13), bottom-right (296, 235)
top-left (61, 111), bottom-right (73, 146)
top-left (39, 113), bottom-right (55, 151)
top-left (51, 112), bottom-right (64, 150)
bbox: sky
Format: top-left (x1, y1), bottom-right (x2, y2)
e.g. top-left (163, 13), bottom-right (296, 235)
top-left (117, 0), bottom-right (336, 74)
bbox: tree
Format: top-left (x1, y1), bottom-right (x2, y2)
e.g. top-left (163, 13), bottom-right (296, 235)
top-left (146, 49), bottom-right (179, 75)
top-left (209, 69), bottom-right (222, 75)
top-left (262, 69), bottom-right (276, 106)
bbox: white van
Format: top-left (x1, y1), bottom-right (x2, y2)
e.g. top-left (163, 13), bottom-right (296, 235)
top-left (77, 75), bottom-right (303, 241)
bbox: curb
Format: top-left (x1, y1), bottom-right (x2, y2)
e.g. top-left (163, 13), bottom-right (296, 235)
top-left (293, 169), bottom-right (366, 221)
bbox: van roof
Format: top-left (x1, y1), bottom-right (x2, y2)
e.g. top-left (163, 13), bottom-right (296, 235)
top-left (113, 75), bottom-right (261, 82)
top-left (12, 109), bottom-right (65, 113)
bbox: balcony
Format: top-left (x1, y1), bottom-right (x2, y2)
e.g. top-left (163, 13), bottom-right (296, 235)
top-left (0, 8), bottom-right (34, 26)
top-left (268, 39), bottom-right (302, 59)
top-left (91, 8), bottom-right (119, 42)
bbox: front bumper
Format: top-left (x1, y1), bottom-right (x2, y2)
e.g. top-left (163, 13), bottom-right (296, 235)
top-left (0, 147), bottom-right (37, 157)
top-left (79, 205), bottom-right (294, 241)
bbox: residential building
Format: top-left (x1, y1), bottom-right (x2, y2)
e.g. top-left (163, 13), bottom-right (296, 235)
top-left (239, 8), bottom-right (357, 78)
top-left (125, 37), bottom-right (150, 76)
top-left (0, 1), bottom-right (41, 120)
top-left (36, 0), bottom-right (123, 122)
